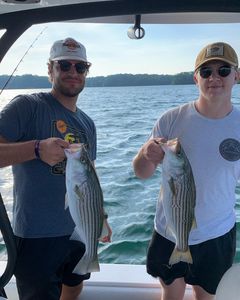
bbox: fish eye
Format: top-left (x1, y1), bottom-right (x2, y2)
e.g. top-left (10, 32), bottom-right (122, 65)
top-left (80, 156), bottom-right (86, 163)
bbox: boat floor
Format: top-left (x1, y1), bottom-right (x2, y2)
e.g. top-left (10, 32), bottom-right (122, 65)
top-left (2, 263), bottom-right (195, 299)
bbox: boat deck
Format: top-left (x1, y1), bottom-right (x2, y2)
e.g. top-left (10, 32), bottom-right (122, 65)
top-left (3, 263), bottom-right (193, 299)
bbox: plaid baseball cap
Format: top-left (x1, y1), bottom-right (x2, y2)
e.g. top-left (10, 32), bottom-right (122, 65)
top-left (49, 37), bottom-right (88, 62)
top-left (195, 42), bottom-right (238, 71)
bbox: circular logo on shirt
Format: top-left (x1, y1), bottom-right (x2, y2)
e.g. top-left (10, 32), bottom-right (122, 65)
top-left (219, 139), bottom-right (240, 161)
top-left (56, 120), bottom-right (67, 134)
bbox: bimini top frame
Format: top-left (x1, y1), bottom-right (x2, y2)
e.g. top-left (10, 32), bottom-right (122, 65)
top-left (1, 0), bottom-right (240, 62)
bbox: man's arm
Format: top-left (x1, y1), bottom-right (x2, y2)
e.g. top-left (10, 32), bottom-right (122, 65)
top-left (0, 136), bottom-right (69, 168)
top-left (133, 138), bottom-right (165, 179)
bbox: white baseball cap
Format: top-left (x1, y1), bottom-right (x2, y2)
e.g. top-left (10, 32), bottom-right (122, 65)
top-left (49, 37), bottom-right (88, 62)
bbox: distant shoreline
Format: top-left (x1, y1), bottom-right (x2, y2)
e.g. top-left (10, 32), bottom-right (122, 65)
top-left (0, 72), bottom-right (195, 89)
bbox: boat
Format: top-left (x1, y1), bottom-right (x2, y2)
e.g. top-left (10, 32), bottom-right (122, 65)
top-left (2, 0), bottom-right (240, 62)
top-left (1, 1), bottom-right (240, 299)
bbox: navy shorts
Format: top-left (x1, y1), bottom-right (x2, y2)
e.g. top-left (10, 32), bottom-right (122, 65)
top-left (14, 236), bottom-right (90, 300)
top-left (146, 225), bottom-right (236, 295)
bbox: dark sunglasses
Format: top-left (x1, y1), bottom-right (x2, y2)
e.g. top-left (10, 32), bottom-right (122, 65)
top-left (198, 65), bottom-right (234, 79)
top-left (56, 60), bottom-right (91, 74)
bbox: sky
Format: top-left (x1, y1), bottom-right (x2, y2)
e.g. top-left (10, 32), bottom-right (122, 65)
top-left (1, 21), bottom-right (240, 77)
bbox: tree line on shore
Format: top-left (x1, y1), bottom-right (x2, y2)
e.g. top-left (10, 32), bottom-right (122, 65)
top-left (0, 72), bottom-right (195, 90)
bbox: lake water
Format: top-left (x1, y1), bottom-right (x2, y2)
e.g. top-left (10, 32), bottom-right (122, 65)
top-left (0, 85), bottom-right (240, 264)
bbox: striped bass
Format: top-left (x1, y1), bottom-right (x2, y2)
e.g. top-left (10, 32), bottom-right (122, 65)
top-left (160, 138), bottom-right (196, 265)
top-left (65, 143), bottom-right (106, 275)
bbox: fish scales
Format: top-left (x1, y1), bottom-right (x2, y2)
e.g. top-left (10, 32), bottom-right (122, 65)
top-left (160, 138), bottom-right (196, 265)
top-left (79, 170), bottom-right (104, 269)
top-left (173, 171), bottom-right (195, 251)
top-left (65, 143), bottom-right (105, 275)
top-left (79, 181), bottom-right (101, 259)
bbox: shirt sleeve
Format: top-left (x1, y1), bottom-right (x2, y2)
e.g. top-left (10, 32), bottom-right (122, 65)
top-left (0, 95), bottom-right (36, 142)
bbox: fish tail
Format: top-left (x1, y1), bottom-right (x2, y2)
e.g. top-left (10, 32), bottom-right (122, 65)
top-left (88, 258), bottom-right (100, 273)
top-left (72, 253), bottom-right (100, 275)
top-left (169, 246), bottom-right (193, 265)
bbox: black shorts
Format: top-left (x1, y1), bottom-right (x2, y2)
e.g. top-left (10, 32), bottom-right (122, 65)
top-left (146, 225), bottom-right (236, 295)
top-left (14, 236), bottom-right (90, 300)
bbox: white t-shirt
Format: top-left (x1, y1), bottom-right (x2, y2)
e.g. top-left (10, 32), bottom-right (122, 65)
top-left (152, 101), bottom-right (240, 244)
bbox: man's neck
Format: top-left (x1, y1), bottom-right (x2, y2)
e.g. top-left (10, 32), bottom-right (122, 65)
top-left (195, 97), bottom-right (233, 119)
top-left (51, 89), bottom-right (77, 112)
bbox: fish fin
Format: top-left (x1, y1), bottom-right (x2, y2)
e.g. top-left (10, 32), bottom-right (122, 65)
top-left (169, 246), bottom-right (193, 265)
top-left (70, 227), bottom-right (82, 241)
top-left (191, 217), bottom-right (197, 229)
top-left (168, 177), bottom-right (176, 195)
top-left (165, 225), bottom-right (174, 237)
top-left (99, 219), bottom-right (109, 239)
top-left (159, 186), bottom-right (164, 199)
top-left (88, 258), bottom-right (100, 273)
top-left (64, 193), bottom-right (69, 209)
top-left (73, 254), bottom-right (100, 275)
top-left (74, 185), bottom-right (84, 201)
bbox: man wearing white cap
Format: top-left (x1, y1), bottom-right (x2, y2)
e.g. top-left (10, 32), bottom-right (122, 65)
top-left (0, 37), bottom-right (112, 300)
top-left (133, 42), bottom-right (240, 300)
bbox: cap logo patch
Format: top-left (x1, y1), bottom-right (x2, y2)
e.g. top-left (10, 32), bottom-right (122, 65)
top-left (206, 45), bottom-right (224, 58)
top-left (63, 39), bottom-right (80, 50)
top-left (49, 37), bottom-right (88, 62)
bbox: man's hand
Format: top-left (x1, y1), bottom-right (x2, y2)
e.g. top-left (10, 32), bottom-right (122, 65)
top-left (38, 138), bottom-right (69, 166)
top-left (141, 137), bottom-right (166, 165)
top-left (99, 219), bottom-right (112, 243)
top-left (133, 137), bottom-right (166, 179)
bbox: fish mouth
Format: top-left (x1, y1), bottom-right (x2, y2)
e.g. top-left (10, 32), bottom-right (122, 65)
top-left (162, 138), bottom-right (181, 154)
top-left (154, 138), bottom-right (181, 154)
top-left (67, 143), bottom-right (84, 153)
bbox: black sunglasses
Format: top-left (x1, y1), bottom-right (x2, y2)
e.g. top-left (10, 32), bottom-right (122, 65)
top-left (198, 65), bottom-right (234, 79)
top-left (56, 60), bottom-right (90, 74)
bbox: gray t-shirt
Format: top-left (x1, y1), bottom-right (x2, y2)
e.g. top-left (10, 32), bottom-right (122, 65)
top-left (0, 92), bottom-right (96, 238)
top-left (152, 101), bottom-right (240, 244)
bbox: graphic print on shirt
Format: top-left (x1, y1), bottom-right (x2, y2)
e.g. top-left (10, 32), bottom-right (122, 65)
top-left (219, 138), bottom-right (240, 161)
top-left (51, 119), bottom-right (89, 174)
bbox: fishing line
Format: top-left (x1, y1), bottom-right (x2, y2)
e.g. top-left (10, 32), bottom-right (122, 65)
top-left (0, 26), bottom-right (47, 96)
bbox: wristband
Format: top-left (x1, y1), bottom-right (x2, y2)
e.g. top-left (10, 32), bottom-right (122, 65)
top-left (34, 140), bottom-right (41, 159)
